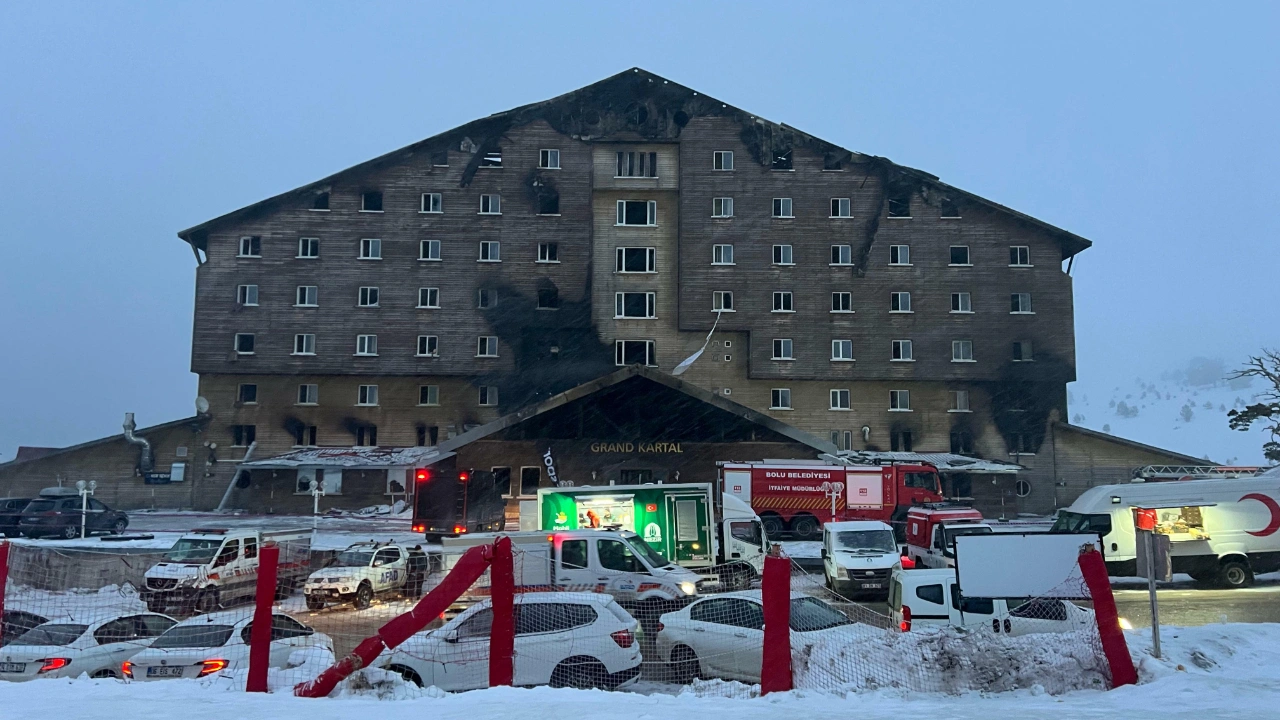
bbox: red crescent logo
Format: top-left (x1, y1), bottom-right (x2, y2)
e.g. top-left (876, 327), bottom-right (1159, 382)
top-left (1239, 493), bottom-right (1280, 537)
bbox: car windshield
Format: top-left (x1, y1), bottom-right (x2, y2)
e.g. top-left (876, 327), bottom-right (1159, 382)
top-left (151, 624), bottom-right (235, 649)
top-left (833, 530), bottom-right (897, 553)
top-left (625, 538), bottom-right (673, 569)
top-left (1051, 511), bottom-right (1113, 536)
top-left (789, 597), bottom-right (852, 632)
top-left (164, 538), bottom-right (223, 563)
top-left (334, 551), bottom-right (375, 567)
top-left (944, 525), bottom-right (992, 546)
top-left (24, 500), bottom-right (55, 513)
top-left (11, 623), bottom-right (88, 646)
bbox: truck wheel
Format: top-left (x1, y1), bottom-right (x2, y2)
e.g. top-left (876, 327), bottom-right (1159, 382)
top-left (195, 588), bottom-right (219, 614)
top-left (354, 582), bottom-right (373, 609)
top-left (792, 515), bottom-right (821, 540)
top-left (305, 594), bottom-right (326, 611)
top-left (761, 515), bottom-right (785, 539)
top-left (1218, 560), bottom-right (1253, 588)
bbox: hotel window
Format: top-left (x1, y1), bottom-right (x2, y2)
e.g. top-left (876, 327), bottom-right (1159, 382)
top-left (770, 389), bottom-right (792, 410)
top-left (1010, 245), bottom-right (1031, 266)
top-left (952, 340), bottom-right (975, 362)
top-left (311, 192), bottom-right (329, 211)
top-left (480, 150), bottom-right (502, 167)
top-left (951, 292), bottom-right (972, 313)
top-left (831, 292), bottom-right (853, 313)
top-left (773, 244), bottom-right (794, 265)
top-left (831, 339), bottom-right (853, 361)
top-left (479, 194), bottom-right (501, 215)
top-left (538, 243), bottom-right (559, 263)
top-left (357, 385), bottom-right (379, 406)
top-left (713, 150), bottom-right (734, 170)
top-left (539, 149), bottom-right (560, 169)
top-left (616, 151), bottom-right (657, 178)
top-left (889, 390), bottom-right (911, 411)
top-left (615, 246), bottom-right (656, 273)
top-left (420, 193), bottom-right (443, 213)
top-left (1013, 340), bottom-right (1034, 362)
top-left (712, 291), bottom-right (734, 312)
top-left (712, 244), bottom-right (734, 265)
top-left (358, 287), bottom-right (380, 307)
top-left (234, 333), bottom-right (255, 355)
top-left (417, 335), bottom-right (439, 357)
top-left (889, 244), bottom-right (910, 265)
top-left (477, 336), bottom-right (499, 357)
top-left (940, 197), bottom-right (961, 218)
top-left (238, 384), bottom-right (257, 404)
top-left (830, 389), bottom-right (851, 410)
top-left (418, 385), bottom-right (440, 406)
top-left (236, 284), bottom-right (258, 306)
top-left (772, 291), bottom-right (794, 313)
top-left (1011, 293), bottom-right (1034, 314)
top-left (355, 334), bottom-right (378, 356)
top-left (712, 197), bottom-right (734, 218)
top-left (772, 198), bottom-right (794, 218)
top-left (360, 191), bottom-right (383, 212)
top-left (772, 338), bottom-right (793, 360)
top-left (419, 239), bottom-right (441, 261)
top-left (830, 245), bottom-right (853, 265)
top-left (356, 426), bottom-right (378, 447)
top-left (479, 240), bottom-right (501, 262)
top-left (614, 339), bottom-right (656, 366)
top-left (231, 425), bottom-right (256, 446)
top-left (949, 245), bottom-right (971, 266)
top-left (237, 236), bottom-right (261, 258)
top-left (950, 431), bottom-right (974, 455)
top-left (537, 287), bottom-right (559, 309)
top-left (293, 424), bottom-right (318, 447)
top-left (887, 190), bottom-right (910, 218)
top-left (772, 149), bottom-right (793, 170)
top-left (891, 339), bottom-right (914, 361)
top-left (292, 334), bottom-right (315, 355)
top-left (831, 430), bottom-right (854, 451)
top-left (295, 286), bottom-right (318, 307)
top-left (615, 292), bottom-right (656, 319)
top-left (477, 288), bottom-right (497, 309)
top-left (830, 198), bottom-right (852, 217)
top-left (616, 200), bottom-right (657, 226)
top-left (359, 238), bottom-right (381, 259)
top-left (890, 291), bottom-right (912, 313)
top-left (297, 237), bottom-right (319, 258)
top-left (891, 429), bottom-right (914, 452)
top-left (297, 384), bottom-right (318, 405)
top-left (949, 390), bottom-right (971, 412)
top-left (519, 466), bottom-right (541, 496)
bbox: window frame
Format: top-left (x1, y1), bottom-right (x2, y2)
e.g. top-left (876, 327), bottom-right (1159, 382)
top-left (418, 384), bottom-right (440, 406)
top-left (830, 197), bottom-right (852, 218)
top-left (477, 288), bottom-right (497, 309)
top-left (889, 244), bottom-right (911, 266)
top-left (615, 246), bottom-right (657, 273)
top-left (830, 389), bottom-right (851, 411)
top-left (949, 390), bottom-right (971, 413)
top-left (416, 334), bottom-right (440, 357)
top-left (479, 240), bottom-right (501, 263)
top-left (476, 336), bottom-right (499, 358)
top-left (614, 150), bottom-right (658, 178)
top-left (772, 244), bottom-right (794, 266)
top-left (952, 340), bottom-right (975, 363)
top-left (420, 193), bottom-right (443, 214)
top-left (1009, 245), bottom-right (1032, 267)
top-left (479, 194), bottom-right (502, 215)
top-left (356, 384), bottom-right (379, 407)
top-left (416, 287), bottom-right (440, 309)
top-left (237, 236), bottom-right (261, 258)
top-left (771, 338), bottom-right (794, 361)
top-left (951, 292), bottom-right (973, 314)
top-left (296, 237), bottom-right (319, 259)
top-left (613, 339), bottom-right (657, 367)
top-left (355, 334), bottom-right (378, 357)
top-left (771, 197), bottom-right (794, 218)
top-left (479, 386), bottom-right (499, 407)
top-left (234, 333), bottom-right (255, 355)
top-left (712, 150), bottom-right (734, 171)
top-left (236, 284), bottom-right (259, 307)
top-left (830, 244), bottom-right (853, 266)
top-left (831, 292), bottom-right (853, 314)
top-left (831, 339), bottom-right (854, 362)
top-left (771, 291), bottom-right (794, 313)
top-left (949, 245), bottom-right (972, 267)
top-left (711, 244), bottom-right (735, 265)
top-left (237, 383), bottom-right (257, 405)
top-left (712, 290), bottom-right (734, 312)
top-left (537, 242), bottom-right (559, 263)
top-left (296, 383), bottom-right (319, 406)
top-left (294, 285), bottom-right (318, 307)
top-left (615, 199), bottom-right (658, 226)
top-left (890, 291), bottom-right (912, 313)
top-left (419, 239), bottom-right (442, 261)
top-left (292, 333), bottom-right (316, 356)
top-left (712, 197), bottom-right (734, 218)
top-left (357, 286), bottom-right (380, 308)
top-left (538, 149), bottom-right (561, 170)
top-left (1011, 293), bottom-right (1034, 314)
top-left (891, 339), bottom-right (914, 362)
top-left (770, 388), bottom-right (792, 410)
top-left (614, 291), bottom-right (657, 319)
top-left (1013, 340), bottom-right (1034, 362)
top-left (889, 389), bottom-right (911, 412)
top-left (358, 238), bottom-right (382, 260)
top-left (360, 191), bottom-right (383, 213)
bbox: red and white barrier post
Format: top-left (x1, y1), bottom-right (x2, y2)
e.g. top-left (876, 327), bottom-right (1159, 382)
top-left (247, 542), bottom-right (280, 692)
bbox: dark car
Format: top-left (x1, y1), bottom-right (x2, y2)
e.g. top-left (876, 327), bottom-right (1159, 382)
top-left (1, 610), bottom-right (47, 646)
top-left (0, 498), bottom-right (32, 537)
top-left (19, 493), bottom-right (129, 539)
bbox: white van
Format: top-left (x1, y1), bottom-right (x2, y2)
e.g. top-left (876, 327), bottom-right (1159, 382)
top-left (821, 520), bottom-right (901, 598)
top-left (886, 568), bottom-right (1093, 636)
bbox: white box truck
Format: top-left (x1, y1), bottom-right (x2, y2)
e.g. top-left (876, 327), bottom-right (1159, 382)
top-left (1053, 469), bottom-right (1280, 587)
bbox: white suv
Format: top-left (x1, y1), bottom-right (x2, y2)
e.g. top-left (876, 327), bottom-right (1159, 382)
top-left (380, 592), bottom-right (642, 691)
top-left (305, 542), bottom-right (428, 610)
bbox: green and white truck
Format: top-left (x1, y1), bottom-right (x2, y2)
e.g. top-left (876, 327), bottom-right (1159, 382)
top-left (528, 483), bottom-right (768, 590)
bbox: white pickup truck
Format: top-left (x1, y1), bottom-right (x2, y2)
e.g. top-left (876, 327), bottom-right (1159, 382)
top-left (141, 528), bottom-right (311, 615)
top-left (303, 542), bottom-right (432, 610)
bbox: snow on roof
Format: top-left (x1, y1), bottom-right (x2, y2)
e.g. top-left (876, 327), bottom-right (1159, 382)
top-left (240, 446), bottom-right (449, 469)
top-left (835, 451), bottom-right (1024, 474)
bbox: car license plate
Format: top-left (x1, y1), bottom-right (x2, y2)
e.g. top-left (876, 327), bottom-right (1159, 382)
top-left (0, 662), bottom-right (26, 673)
top-left (147, 666), bottom-right (184, 678)
top-left (860, 582), bottom-right (883, 589)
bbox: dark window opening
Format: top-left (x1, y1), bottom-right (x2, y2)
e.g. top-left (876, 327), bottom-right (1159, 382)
top-left (520, 467), bottom-right (541, 496)
top-left (1013, 341), bottom-right (1034, 361)
top-left (622, 200), bottom-right (653, 225)
top-left (950, 431), bottom-right (974, 455)
top-left (356, 425), bottom-right (378, 447)
top-left (293, 425), bottom-right (317, 447)
top-left (616, 247), bottom-right (656, 272)
top-left (940, 197), bottom-right (960, 218)
top-left (431, 150), bottom-right (449, 167)
top-left (1008, 433), bottom-right (1036, 454)
top-left (890, 429), bottom-right (913, 452)
top-left (231, 425), bottom-right (256, 446)
top-left (823, 154), bottom-right (843, 171)
top-left (478, 288), bottom-right (496, 309)
top-left (361, 191), bottom-right (383, 212)
top-left (312, 192), bottom-right (329, 210)
top-left (615, 151), bottom-right (658, 177)
top-left (415, 425), bottom-right (438, 447)
top-left (887, 190), bottom-right (911, 217)
top-left (538, 192), bottom-right (560, 215)
top-left (615, 340), bottom-right (655, 366)
top-left (234, 334), bottom-right (255, 353)
top-left (950, 246), bottom-right (970, 265)
top-left (537, 287), bottom-right (560, 309)
top-left (620, 469), bottom-right (653, 484)
top-left (772, 149), bottom-right (793, 170)
top-left (480, 150), bottom-right (502, 167)
top-left (238, 384), bottom-right (257, 403)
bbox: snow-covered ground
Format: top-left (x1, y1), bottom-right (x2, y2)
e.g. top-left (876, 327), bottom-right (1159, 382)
top-left (0, 623), bottom-right (1274, 719)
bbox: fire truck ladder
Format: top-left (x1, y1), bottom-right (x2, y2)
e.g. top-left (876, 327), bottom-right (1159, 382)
top-left (1132, 465), bottom-right (1266, 481)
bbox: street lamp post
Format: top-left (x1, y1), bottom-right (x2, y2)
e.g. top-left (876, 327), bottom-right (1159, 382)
top-left (75, 480), bottom-right (97, 539)
top-left (819, 481), bottom-right (845, 519)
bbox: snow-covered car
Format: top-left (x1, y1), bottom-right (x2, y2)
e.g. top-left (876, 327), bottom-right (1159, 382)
top-left (125, 610), bottom-right (331, 681)
top-left (304, 542), bottom-right (429, 610)
top-left (887, 568), bottom-right (1095, 635)
top-left (380, 592), bottom-right (642, 691)
top-left (655, 590), bottom-right (852, 684)
top-left (0, 612), bottom-right (176, 680)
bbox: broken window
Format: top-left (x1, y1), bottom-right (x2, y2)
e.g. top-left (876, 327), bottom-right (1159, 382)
top-left (417, 335), bottom-right (439, 357)
top-left (238, 384), bottom-right (257, 404)
top-left (889, 244), bottom-right (910, 265)
top-left (713, 151), bottom-right (734, 171)
top-left (538, 191), bottom-right (560, 215)
top-left (356, 425), bottom-right (378, 447)
top-left (891, 291), bottom-right (912, 312)
top-left (712, 291), bottom-right (733, 311)
top-left (477, 336), bottom-right (498, 357)
top-left (1010, 246), bottom-right (1031, 266)
top-left (479, 386), bottom-right (499, 406)
top-left (712, 244), bottom-right (734, 264)
top-left (712, 197), bottom-right (734, 217)
top-left (361, 191), bottom-right (383, 212)
top-left (889, 390), bottom-right (911, 411)
top-left (237, 284), bottom-right (258, 306)
top-left (950, 246), bottom-right (971, 265)
top-left (823, 154), bottom-right (844, 171)
top-left (770, 388), bottom-right (792, 410)
top-left (311, 192), bottom-right (329, 211)
top-left (417, 288), bottom-right (439, 309)
top-left (940, 197), bottom-right (960, 218)
top-left (357, 385), bottom-right (379, 406)
top-left (772, 197), bottom-right (794, 218)
top-left (297, 237), bottom-right (319, 258)
top-left (519, 466), bottom-right (540, 495)
top-left (891, 429), bottom-right (914, 452)
top-left (952, 340), bottom-right (974, 362)
top-left (831, 339), bottom-right (853, 361)
top-left (772, 149), bottom-right (793, 170)
top-left (830, 390), bottom-right (851, 410)
top-left (538, 243), bottom-right (559, 262)
top-left (480, 150), bottom-right (502, 168)
top-left (1008, 433), bottom-right (1036, 454)
top-left (615, 247), bottom-right (656, 272)
top-left (950, 390), bottom-right (970, 412)
top-left (537, 287), bottom-right (560, 309)
top-left (297, 384), bottom-right (318, 404)
top-left (1013, 341), bottom-right (1034, 362)
top-left (421, 193), bottom-right (442, 213)
top-left (1010, 293), bottom-right (1033, 314)
top-left (614, 340), bottom-right (655, 366)
top-left (480, 194), bottom-right (501, 214)
top-left (950, 431), bottom-right (973, 455)
top-left (615, 292), bottom-right (656, 319)
top-left (231, 425), bottom-right (255, 446)
top-left (773, 244), bottom-right (794, 265)
top-left (951, 292), bottom-right (972, 313)
top-left (830, 245), bottom-right (853, 265)
top-left (830, 198), bottom-right (852, 217)
top-left (417, 425), bottom-right (439, 446)
top-left (431, 150), bottom-right (449, 167)
top-left (887, 190), bottom-right (911, 217)
top-left (293, 334), bottom-right (315, 355)
top-left (234, 333), bottom-right (255, 354)
top-left (539, 149), bottom-right (560, 169)
top-left (293, 424), bottom-right (317, 447)
top-left (419, 385), bottom-right (439, 406)
top-left (237, 236), bottom-right (261, 258)
top-left (772, 338), bottom-right (793, 360)
top-left (479, 240), bottom-right (501, 262)
top-left (831, 292), bottom-right (852, 312)
top-left (477, 288), bottom-right (496, 309)
top-left (891, 339), bottom-right (913, 361)
top-left (616, 200), bottom-right (657, 225)
top-left (419, 239), bottom-right (441, 261)
top-left (772, 291), bottom-right (793, 312)
top-left (616, 151), bottom-right (658, 177)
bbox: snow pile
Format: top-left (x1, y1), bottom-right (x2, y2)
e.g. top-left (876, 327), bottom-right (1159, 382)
top-left (793, 624), bottom-right (1108, 695)
top-left (336, 668), bottom-right (448, 700)
top-left (4, 582), bottom-right (148, 618)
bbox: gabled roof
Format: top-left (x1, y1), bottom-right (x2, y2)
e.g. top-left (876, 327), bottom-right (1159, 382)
top-left (436, 365), bottom-right (837, 455)
top-left (177, 67), bottom-right (1091, 260)
top-left (0, 416), bottom-right (206, 470)
top-left (1052, 422), bottom-right (1209, 465)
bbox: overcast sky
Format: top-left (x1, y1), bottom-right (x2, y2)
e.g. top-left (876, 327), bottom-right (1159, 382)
top-left (1, 1), bottom-right (1276, 461)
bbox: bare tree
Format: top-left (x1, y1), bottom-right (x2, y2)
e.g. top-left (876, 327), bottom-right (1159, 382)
top-left (1228, 349), bottom-right (1280, 462)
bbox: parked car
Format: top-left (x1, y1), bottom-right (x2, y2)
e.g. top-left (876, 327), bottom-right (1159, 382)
top-left (18, 489), bottom-right (129, 539)
top-left (0, 498), bottom-right (33, 537)
top-left (0, 612), bottom-right (176, 680)
top-left (1, 610), bottom-right (48, 647)
top-left (887, 568), bottom-right (1095, 635)
top-left (655, 590), bottom-right (853, 684)
top-left (125, 610), bottom-right (330, 680)
top-left (379, 592), bottom-right (642, 691)
top-left (821, 520), bottom-right (901, 599)
top-left (303, 542), bottom-right (430, 610)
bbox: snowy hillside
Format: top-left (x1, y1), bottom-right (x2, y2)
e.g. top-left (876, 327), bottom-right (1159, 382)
top-left (1070, 357), bottom-right (1273, 466)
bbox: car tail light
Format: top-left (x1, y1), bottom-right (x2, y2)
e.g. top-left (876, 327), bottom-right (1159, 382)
top-left (121, 661), bottom-right (134, 679)
top-left (38, 658), bottom-right (70, 673)
top-left (412, 524), bottom-right (425, 533)
top-left (610, 629), bottom-right (635, 648)
top-left (656, 621), bottom-right (664, 633)
top-left (197, 659), bottom-right (228, 677)
top-left (453, 525), bottom-right (466, 534)
top-left (901, 555), bottom-right (916, 570)
top-left (900, 605), bottom-right (912, 632)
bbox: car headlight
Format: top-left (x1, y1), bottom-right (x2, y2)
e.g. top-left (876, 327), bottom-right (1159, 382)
top-left (336, 576), bottom-right (354, 583)
top-left (680, 581), bottom-right (697, 596)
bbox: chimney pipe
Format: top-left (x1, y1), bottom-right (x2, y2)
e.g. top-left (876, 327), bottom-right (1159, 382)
top-left (123, 412), bottom-right (155, 474)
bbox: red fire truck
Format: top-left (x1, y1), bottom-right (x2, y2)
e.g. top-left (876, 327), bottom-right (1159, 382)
top-left (718, 461), bottom-right (944, 539)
